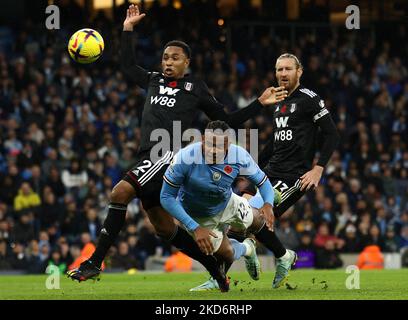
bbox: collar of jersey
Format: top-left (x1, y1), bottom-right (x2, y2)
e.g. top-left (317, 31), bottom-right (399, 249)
top-left (161, 73), bottom-right (190, 82)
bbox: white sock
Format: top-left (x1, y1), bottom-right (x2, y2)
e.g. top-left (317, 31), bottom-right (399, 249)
top-left (243, 240), bottom-right (253, 257)
top-left (279, 250), bottom-right (291, 261)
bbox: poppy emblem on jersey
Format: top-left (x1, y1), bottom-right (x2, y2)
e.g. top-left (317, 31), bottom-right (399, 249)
top-left (224, 165), bottom-right (233, 174)
top-left (169, 81), bottom-right (177, 88)
top-left (212, 172), bottom-right (221, 181)
top-left (281, 104), bottom-right (287, 113)
top-left (290, 103), bottom-right (297, 113)
top-left (184, 82), bottom-right (193, 91)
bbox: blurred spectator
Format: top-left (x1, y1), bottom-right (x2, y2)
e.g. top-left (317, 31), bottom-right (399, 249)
top-left (13, 182), bottom-right (41, 212)
top-left (111, 241), bottom-right (139, 270)
top-left (12, 212), bottom-right (36, 244)
top-left (315, 240), bottom-right (343, 269)
top-left (397, 225), bottom-right (408, 249)
top-left (164, 248), bottom-right (193, 273)
top-left (26, 240), bottom-right (46, 274)
top-left (10, 242), bottom-right (29, 270)
top-left (39, 190), bottom-right (61, 229)
top-left (275, 218), bottom-right (299, 251)
top-left (0, 240), bottom-right (12, 270)
top-left (314, 223), bottom-right (344, 250)
top-left (45, 166), bottom-right (66, 199)
top-left (58, 237), bottom-right (73, 267)
top-left (368, 224), bottom-right (385, 250)
top-left (339, 224), bottom-right (361, 253)
top-left (47, 250), bottom-right (67, 274)
top-left (295, 233), bottom-right (316, 269)
top-left (79, 207), bottom-right (102, 242)
top-left (61, 159), bottom-right (88, 193)
top-left (357, 245), bottom-right (384, 270)
top-left (383, 226), bottom-right (399, 253)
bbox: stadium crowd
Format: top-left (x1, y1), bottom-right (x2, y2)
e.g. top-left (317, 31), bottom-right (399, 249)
top-left (0, 2), bottom-right (407, 273)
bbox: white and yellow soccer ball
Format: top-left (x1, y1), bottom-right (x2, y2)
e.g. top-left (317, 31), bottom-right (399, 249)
top-left (68, 28), bottom-right (104, 64)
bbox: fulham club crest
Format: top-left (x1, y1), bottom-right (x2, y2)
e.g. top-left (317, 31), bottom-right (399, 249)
top-left (290, 103), bottom-right (297, 113)
top-left (184, 82), bottom-right (193, 91)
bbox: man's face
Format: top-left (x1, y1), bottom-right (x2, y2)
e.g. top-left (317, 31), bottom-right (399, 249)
top-left (275, 58), bottom-right (302, 92)
top-left (202, 132), bottom-right (230, 164)
top-left (162, 46), bottom-right (189, 79)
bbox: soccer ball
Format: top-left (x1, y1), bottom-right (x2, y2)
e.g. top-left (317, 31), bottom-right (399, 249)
top-left (68, 28), bottom-right (104, 64)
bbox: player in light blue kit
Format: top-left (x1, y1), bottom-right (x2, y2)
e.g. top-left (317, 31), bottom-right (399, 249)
top-left (160, 121), bottom-right (291, 292)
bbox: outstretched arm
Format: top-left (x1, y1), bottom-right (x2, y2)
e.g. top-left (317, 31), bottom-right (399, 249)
top-left (160, 181), bottom-right (199, 232)
top-left (121, 4), bottom-right (150, 88)
top-left (160, 181), bottom-right (218, 255)
top-left (199, 86), bottom-right (287, 129)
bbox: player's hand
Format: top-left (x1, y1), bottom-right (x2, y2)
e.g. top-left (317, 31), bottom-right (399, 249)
top-left (259, 203), bottom-right (275, 231)
top-left (193, 226), bottom-right (218, 255)
top-left (258, 86), bottom-right (288, 106)
top-left (123, 4), bottom-right (146, 31)
top-left (300, 165), bottom-right (324, 191)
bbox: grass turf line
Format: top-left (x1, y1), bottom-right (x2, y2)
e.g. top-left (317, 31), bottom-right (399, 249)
top-left (0, 269), bottom-right (407, 300)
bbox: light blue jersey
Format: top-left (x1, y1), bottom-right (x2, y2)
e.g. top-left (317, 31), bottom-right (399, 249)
top-left (160, 142), bottom-right (274, 231)
top-left (248, 191), bottom-right (264, 209)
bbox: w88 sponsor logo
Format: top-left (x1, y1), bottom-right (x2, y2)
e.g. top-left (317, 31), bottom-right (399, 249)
top-left (150, 85), bottom-right (179, 107)
top-left (150, 95), bottom-right (176, 107)
top-left (274, 130), bottom-right (293, 141)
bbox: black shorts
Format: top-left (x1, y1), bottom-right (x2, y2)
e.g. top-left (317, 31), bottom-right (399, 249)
top-left (268, 176), bottom-right (305, 218)
top-left (123, 150), bottom-right (174, 211)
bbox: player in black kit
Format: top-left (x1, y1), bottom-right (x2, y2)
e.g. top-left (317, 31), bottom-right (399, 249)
top-left (191, 53), bottom-right (339, 291)
top-left (251, 53), bottom-right (339, 287)
top-left (67, 4), bottom-right (287, 291)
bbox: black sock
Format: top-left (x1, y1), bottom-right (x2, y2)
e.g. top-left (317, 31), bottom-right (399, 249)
top-left (254, 224), bottom-right (286, 259)
top-left (168, 226), bottom-right (220, 277)
top-left (227, 230), bottom-right (246, 242)
top-left (90, 203), bottom-right (127, 267)
top-left (224, 261), bottom-right (233, 274)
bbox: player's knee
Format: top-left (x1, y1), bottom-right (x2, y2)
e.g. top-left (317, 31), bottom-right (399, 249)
top-left (110, 181), bottom-right (136, 204)
top-left (153, 223), bottom-right (175, 239)
top-left (147, 208), bottom-right (176, 239)
top-left (248, 210), bottom-right (265, 234)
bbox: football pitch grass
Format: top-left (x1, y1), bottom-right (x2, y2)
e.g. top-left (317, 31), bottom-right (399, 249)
top-left (1, 269), bottom-right (407, 300)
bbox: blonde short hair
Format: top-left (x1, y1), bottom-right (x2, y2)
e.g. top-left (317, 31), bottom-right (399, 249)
top-left (276, 53), bottom-right (303, 69)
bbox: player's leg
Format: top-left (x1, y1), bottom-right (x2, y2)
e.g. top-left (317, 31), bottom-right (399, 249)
top-left (67, 179), bottom-right (136, 281)
top-left (255, 177), bottom-right (303, 288)
top-left (218, 194), bottom-right (261, 280)
top-left (214, 232), bottom-right (257, 267)
top-left (144, 204), bottom-right (229, 291)
top-left (190, 194), bottom-right (259, 292)
top-left (193, 184), bottom-right (301, 290)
